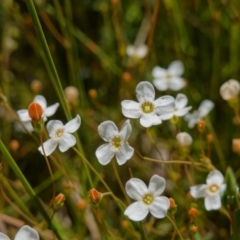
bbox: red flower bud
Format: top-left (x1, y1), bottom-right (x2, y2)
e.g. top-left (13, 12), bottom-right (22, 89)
top-left (28, 102), bottom-right (43, 122)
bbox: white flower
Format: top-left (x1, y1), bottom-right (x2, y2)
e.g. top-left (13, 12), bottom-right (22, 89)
top-left (176, 132), bottom-right (192, 147)
top-left (126, 44), bottom-right (148, 59)
top-left (220, 79), bottom-right (240, 100)
top-left (160, 93), bottom-right (192, 120)
top-left (152, 60), bottom-right (185, 91)
top-left (121, 81), bottom-right (174, 128)
top-left (0, 225), bottom-right (39, 240)
top-left (124, 175), bottom-right (170, 221)
top-left (38, 115), bottom-right (81, 156)
top-left (190, 170), bottom-right (226, 211)
top-left (95, 120), bottom-right (134, 165)
top-left (184, 100), bottom-right (214, 128)
top-left (17, 95), bottom-right (59, 132)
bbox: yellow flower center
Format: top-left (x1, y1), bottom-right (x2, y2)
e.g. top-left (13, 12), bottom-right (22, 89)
top-left (166, 73), bottom-right (172, 80)
top-left (55, 128), bottom-right (64, 138)
top-left (141, 101), bottom-right (154, 114)
top-left (142, 194), bottom-right (154, 205)
top-left (209, 184), bottom-right (219, 193)
top-left (112, 136), bottom-right (122, 149)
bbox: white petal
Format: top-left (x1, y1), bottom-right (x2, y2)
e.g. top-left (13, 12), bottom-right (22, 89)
top-left (44, 103), bottom-right (59, 117)
top-left (168, 60), bottom-right (184, 76)
top-left (64, 115), bottom-right (81, 133)
top-left (14, 121), bottom-right (34, 132)
top-left (136, 82), bottom-right (155, 103)
top-left (140, 115), bottom-right (153, 128)
top-left (14, 226), bottom-right (39, 240)
top-left (204, 195), bottom-right (221, 211)
top-left (190, 184), bottom-right (207, 199)
top-left (160, 113), bottom-right (173, 120)
top-left (136, 45), bottom-right (148, 58)
top-left (119, 120), bottom-right (132, 141)
top-left (199, 100), bottom-right (215, 115)
top-left (95, 143), bottom-right (115, 165)
top-left (121, 100), bottom-right (141, 118)
top-left (115, 143), bottom-right (134, 165)
top-left (149, 196), bottom-right (170, 218)
top-left (38, 138), bottom-right (58, 156)
top-left (34, 95), bottom-right (47, 110)
top-left (17, 110), bottom-right (31, 122)
top-left (198, 100), bottom-right (214, 117)
top-left (206, 170), bottom-right (224, 185)
top-left (153, 78), bottom-right (168, 91)
top-left (174, 107), bottom-right (192, 117)
top-left (152, 66), bottom-right (167, 78)
top-left (148, 175), bottom-right (166, 196)
top-left (154, 96), bottom-right (175, 107)
top-left (125, 178), bottom-right (148, 200)
top-left (175, 94), bottom-right (188, 109)
top-left (98, 121), bottom-right (118, 142)
top-left (168, 77), bottom-right (186, 91)
top-left (0, 233), bottom-right (10, 240)
top-left (58, 133), bottom-right (76, 152)
top-left (124, 201), bottom-right (149, 221)
top-left (47, 120), bottom-right (64, 137)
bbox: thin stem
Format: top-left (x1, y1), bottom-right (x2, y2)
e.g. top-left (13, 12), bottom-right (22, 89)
top-left (166, 215), bottom-right (184, 240)
top-left (146, 128), bottom-right (164, 160)
top-left (135, 149), bottom-right (203, 166)
top-left (112, 160), bottom-right (130, 204)
top-left (0, 139), bottom-right (62, 239)
top-left (39, 134), bottom-right (56, 208)
top-left (72, 147), bottom-right (126, 211)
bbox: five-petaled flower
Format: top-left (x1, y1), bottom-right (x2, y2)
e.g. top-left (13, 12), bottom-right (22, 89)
top-left (17, 95), bottom-right (59, 132)
top-left (160, 93), bottom-right (192, 121)
top-left (121, 81), bottom-right (174, 128)
top-left (95, 120), bottom-right (134, 165)
top-left (0, 225), bottom-right (39, 240)
top-left (38, 115), bottom-right (81, 156)
top-left (190, 170), bottom-right (226, 211)
top-left (124, 175), bottom-right (170, 221)
top-left (184, 100), bottom-right (214, 128)
top-left (152, 60), bottom-right (186, 91)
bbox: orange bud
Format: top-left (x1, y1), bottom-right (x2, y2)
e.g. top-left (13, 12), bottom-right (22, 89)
top-left (28, 102), bottom-right (43, 122)
top-left (188, 207), bottom-right (198, 218)
top-left (122, 72), bottom-right (132, 83)
top-left (54, 193), bottom-right (66, 210)
top-left (190, 225), bottom-right (198, 234)
top-left (89, 188), bottom-right (101, 204)
top-left (169, 198), bottom-right (177, 209)
top-left (9, 139), bottom-right (20, 151)
top-left (76, 199), bottom-right (87, 211)
top-left (197, 120), bottom-right (206, 132)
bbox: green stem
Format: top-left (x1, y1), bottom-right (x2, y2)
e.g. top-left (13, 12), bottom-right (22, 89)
top-left (167, 215), bottom-right (184, 240)
top-left (0, 139), bottom-right (62, 239)
top-left (24, 0), bottom-right (92, 187)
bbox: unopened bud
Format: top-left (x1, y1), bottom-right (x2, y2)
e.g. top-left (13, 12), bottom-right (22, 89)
top-left (190, 225), bottom-right (198, 234)
top-left (232, 139), bottom-right (240, 153)
top-left (28, 102), bottom-right (43, 122)
top-left (176, 132), bottom-right (192, 147)
top-left (188, 207), bottom-right (198, 218)
top-left (9, 139), bottom-right (20, 151)
top-left (88, 89), bottom-right (97, 99)
top-left (76, 199), bottom-right (87, 211)
top-left (197, 120), bottom-right (206, 132)
top-left (64, 86), bottom-right (79, 102)
top-left (207, 134), bottom-right (214, 143)
top-left (89, 188), bottom-right (101, 205)
top-left (220, 79), bottom-right (240, 101)
top-left (168, 198), bottom-right (177, 215)
top-left (54, 193), bottom-right (66, 210)
top-left (31, 80), bottom-right (42, 93)
top-left (122, 72), bottom-right (132, 83)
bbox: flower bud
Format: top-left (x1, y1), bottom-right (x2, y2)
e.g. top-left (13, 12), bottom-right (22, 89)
top-left (89, 188), bottom-right (101, 205)
top-left (88, 89), bottom-right (97, 99)
top-left (190, 225), bottom-right (198, 234)
top-left (220, 79), bottom-right (240, 100)
top-left (54, 193), bottom-right (66, 210)
top-left (188, 207), bottom-right (198, 218)
top-left (232, 139), bottom-right (240, 153)
top-left (76, 199), bottom-right (87, 211)
top-left (31, 80), bottom-right (42, 93)
top-left (176, 132), bottom-right (192, 147)
top-left (28, 102), bottom-right (43, 122)
top-left (122, 72), bottom-right (132, 83)
top-left (64, 86), bottom-right (79, 102)
top-left (197, 120), bottom-right (206, 132)
top-left (168, 198), bottom-right (177, 215)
